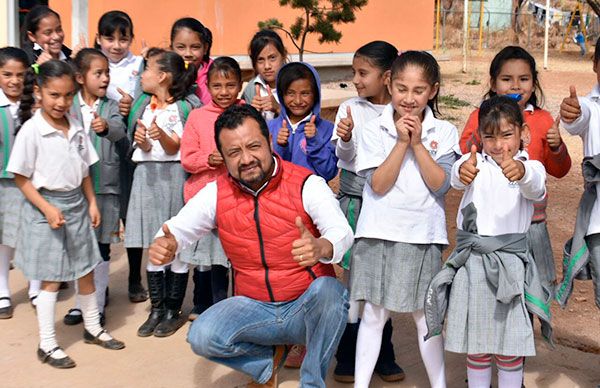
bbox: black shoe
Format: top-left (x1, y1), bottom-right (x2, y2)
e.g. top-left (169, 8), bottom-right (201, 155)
top-left (137, 271), bottom-right (165, 337)
top-left (83, 329), bottom-right (125, 350)
top-left (29, 295), bottom-right (38, 309)
top-left (59, 281), bottom-right (69, 290)
top-left (37, 346), bottom-right (76, 369)
top-left (333, 321), bottom-right (360, 383)
top-left (100, 312), bottom-right (106, 327)
top-left (0, 297), bottom-right (13, 319)
top-left (375, 319), bottom-right (405, 382)
top-left (154, 271), bottom-right (188, 337)
top-left (128, 282), bottom-right (148, 303)
top-left (63, 308), bottom-right (83, 325)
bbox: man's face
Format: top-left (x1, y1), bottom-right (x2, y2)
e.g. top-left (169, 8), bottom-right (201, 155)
top-left (218, 117), bottom-right (274, 190)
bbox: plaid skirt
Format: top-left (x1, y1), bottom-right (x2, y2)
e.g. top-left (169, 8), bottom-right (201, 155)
top-left (0, 179), bottom-right (24, 248)
top-left (350, 238), bottom-right (443, 313)
top-left (14, 188), bottom-right (101, 281)
top-left (180, 230), bottom-right (229, 267)
top-left (444, 252), bottom-right (536, 356)
top-left (527, 221), bottom-right (556, 291)
top-left (95, 193), bottom-right (121, 244)
top-left (124, 162), bottom-right (186, 248)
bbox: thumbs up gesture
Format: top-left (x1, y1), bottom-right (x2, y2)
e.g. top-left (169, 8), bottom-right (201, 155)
top-left (147, 116), bottom-right (163, 140)
top-left (500, 144), bottom-right (525, 182)
top-left (134, 119), bottom-right (152, 152)
top-left (90, 111), bottom-right (107, 134)
top-left (560, 85), bottom-right (581, 124)
top-left (337, 106), bottom-right (354, 142)
top-left (304, 115), bottom-right (317, 138)
top-left (250, 84), bottom-right (264, 111)
top-left (546, 115), bottom-right (562, 150)
top-left (459, 144), bottom-right (480, 185)
top-left (149, 224), bottom-right (178, 266)
top-left (36, 43), bottom-right (53, 65)
top-left (262, 85), bottom-right (280, 115)
top-left (277, 120), bottom-right (290, 146)
top-left (291, 216), bottom-right (332, 267)
top-left (117, 87), bottom-right (133, 117)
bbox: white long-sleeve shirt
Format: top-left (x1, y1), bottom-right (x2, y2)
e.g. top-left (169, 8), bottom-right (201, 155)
top-left (157, 158), bottom-right (354, 264)
top-left (562, 84), bottom-right (600, 235)
top-left (451, 150), bottom-right (546, 236)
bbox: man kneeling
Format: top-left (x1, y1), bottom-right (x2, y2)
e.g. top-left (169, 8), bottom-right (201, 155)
top-left (149, 105), bottom-right (353, 387)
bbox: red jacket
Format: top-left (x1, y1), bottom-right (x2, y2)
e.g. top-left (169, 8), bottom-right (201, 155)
top-left (216, 156), bottom-right (336, 302)
top-left (459, 108), bottom-right (571, 178)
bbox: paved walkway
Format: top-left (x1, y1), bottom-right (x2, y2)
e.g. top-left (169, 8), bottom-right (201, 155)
top-left (2, 244), bottom-right (599, 387)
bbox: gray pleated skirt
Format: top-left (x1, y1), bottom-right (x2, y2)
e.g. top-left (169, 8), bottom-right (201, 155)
top-left (180, 230), bottom-right (228, 266)
top-left (445, 252), bottom-right (536, 356)
top-left (0, 179), bottom-right (24, 248)
top-left (14, 188), bottom-right (101, 281)
top-left (124, 162), bottom-right (185, 248)
top-left (527, 221), bottom-right (556, 292)
top-left (95, 193), bottom-right (121, 244)
top-left (350, 238), bottom-right (443, 313)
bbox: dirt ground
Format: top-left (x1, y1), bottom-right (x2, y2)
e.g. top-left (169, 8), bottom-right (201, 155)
top-left (1, 47), bottom-right (600, 387)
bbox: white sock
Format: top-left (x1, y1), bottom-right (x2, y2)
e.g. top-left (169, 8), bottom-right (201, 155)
top-left (94, 261), bottom-right (110, 313)
top-left (498, 368), bottom-right (524, 388)
top-left (79, 292), bottom-right (112, 341)
top-left (354, 302), bottom-right (389, 388)
top-left (37, 290), bottom-right (67, 359)
top-left (70, 282), bottom-right (82, 316)
top-left (413, 310), bottom-right (446, 388)
top-left (29, 280), bottom-right (41, 299)
top-left (467, 366), bottom-right (492, 388)
top-left (0, 245), bottom-right (12, 308)
top-left (347, 300), bottom-right (360, 323)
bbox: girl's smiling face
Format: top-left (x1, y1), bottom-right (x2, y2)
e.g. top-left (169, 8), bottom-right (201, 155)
top-left (28, 14), bottom-right (65, 58)
top-left (352, 55), bottom-right (389, 101)
top-left (283, 78), bottom-right (315, 123)
top-left (491, 59), bottom-right (534, 110)
top-left (208, 70), bottom-right (242, 109)
top-left (36, 75), bottom-right (76, 122)
top-left (389, 65), bottom-right (438, 120)
top-left (96, 29), bottom-right (133, 63)
top-left (0, 59), bottom-right (27, 102)
top-left (171, 28), bottom-right (206, 67)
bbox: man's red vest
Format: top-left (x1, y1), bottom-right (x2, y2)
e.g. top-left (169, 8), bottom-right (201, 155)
top-left (216, 156), bottom-right (336, 302)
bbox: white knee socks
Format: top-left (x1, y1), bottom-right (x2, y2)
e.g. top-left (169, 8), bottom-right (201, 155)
top-left (94, 261), bottom-right (110, 313)
top-left (354, 302), bottom-right (390, 388)
top-left (498, 369), bottom-right (524, 388)
top-left (0, 245), bottom-right (12, 308)
top-left (413, 309), bottom-right (446, 388)
top-left (79, 292), bottom-right (112, 341)
top-left (37, 290), bottom-right (67, 359)
top-left (29, 280), bottom-right (41, 304)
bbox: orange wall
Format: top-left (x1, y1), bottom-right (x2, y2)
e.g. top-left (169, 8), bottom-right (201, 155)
top-left (51, 0), bottom-right (433, 56)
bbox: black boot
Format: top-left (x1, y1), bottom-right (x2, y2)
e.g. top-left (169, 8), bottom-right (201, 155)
top-left (154, 271), bottom-right (189, 337)
top-left (137, 271), bottom-right (165, 337)
top-left (333, 321), bottom-right (359, 383)
top-left (189, 268), bottom-right (213, 321)
top-left (375, 319), bottom-right (405, 382)
top-left (211, 265), bottom-right (229, 304)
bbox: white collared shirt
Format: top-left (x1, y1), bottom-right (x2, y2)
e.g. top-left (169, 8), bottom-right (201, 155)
top-left (331, 96), bottom-right (387, 172)
top-left (253, 76), bottom-right (279, 121)
top-left (132, 102), bottom-right (183, 162)
top-left (451, 150), bottom-right (546, 235)
top-left (562, 83), bottom-right (600, 235)
top-left (78, 92), bottom-right (99, 131)
top-left (106, 52), bottom-right (143, 101)
top-left (7, 109), bottom-right (98, 191)
top-left (156, 157), bottom-right (354, 264)
top-left (354, 104), bottom-right (458, 244)
top-left (0, 89), bottom-right (19, 120)
top-left (33, 43), bottom-right (67, 61)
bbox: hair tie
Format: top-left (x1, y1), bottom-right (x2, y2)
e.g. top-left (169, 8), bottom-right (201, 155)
top-left (184, 61), bottom-right (189, 70)
top-left (31, 63), bottom-right (40, 75)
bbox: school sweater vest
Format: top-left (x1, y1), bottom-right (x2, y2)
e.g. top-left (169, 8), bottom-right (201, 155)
top-left (216, 157), bottom-right (336, 302)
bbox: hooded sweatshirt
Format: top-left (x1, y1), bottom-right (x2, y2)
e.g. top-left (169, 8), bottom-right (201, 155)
top-left (267, 62), bottom-right (338, 181)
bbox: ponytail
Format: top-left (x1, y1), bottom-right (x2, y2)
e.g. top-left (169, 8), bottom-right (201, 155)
top-left (146, 48), bottom-right (196, 102)
top-left (17, 68), bottom-right (36, 132)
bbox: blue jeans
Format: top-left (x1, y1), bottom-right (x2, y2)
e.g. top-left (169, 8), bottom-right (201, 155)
top-left (187, 276), bottom-right (349, 387)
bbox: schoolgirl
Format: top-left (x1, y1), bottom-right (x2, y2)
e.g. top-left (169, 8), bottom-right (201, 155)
top-left (21, 5), bottom-right (72, 65)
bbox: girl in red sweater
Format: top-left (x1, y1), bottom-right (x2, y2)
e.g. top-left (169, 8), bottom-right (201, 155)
top-left (460, 45), bottom-right (571, 297)
top-left (180, 57), bottom-right (244, 320)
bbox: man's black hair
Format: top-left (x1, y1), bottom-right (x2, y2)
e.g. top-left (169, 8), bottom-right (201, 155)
top-left (214, 105), bottom-right (270, 152)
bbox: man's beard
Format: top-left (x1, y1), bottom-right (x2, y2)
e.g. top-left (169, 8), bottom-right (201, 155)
top-left (238, 160), bottom-right (267, 189)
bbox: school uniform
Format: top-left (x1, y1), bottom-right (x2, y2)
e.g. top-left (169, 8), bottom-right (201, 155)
top-left (24, 43), bottom-right (71, 64)
top-left (70, 93), bottom-right (128, 244)
top-left (106, 51), bottom-right (144, 102)
top-left (0, 90), bottom-right (23, 248)
top-left (559, 84), bottom-right (600, 308)
top-left (241, 75), bottom-right (280, 121)
top-left (6, 109), bottom-right (101, 281)
top-left (350, 104), bottom-right (458, 313)
top-left (331, 97), bottom-right (386, 270)
top-left (428, 150), bottom-right (550, 357)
